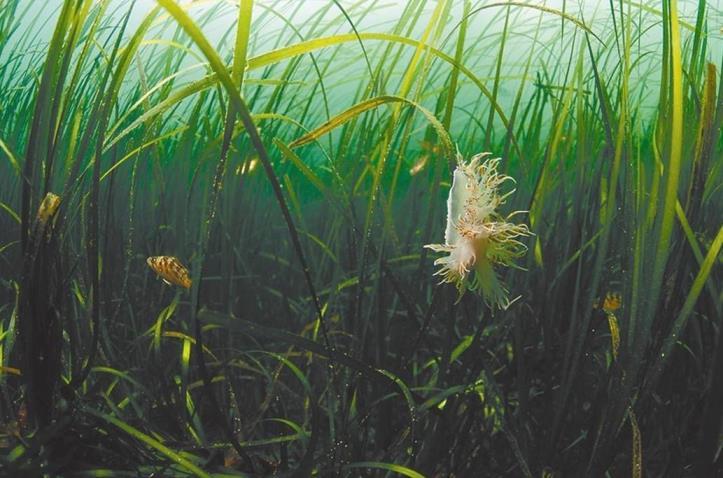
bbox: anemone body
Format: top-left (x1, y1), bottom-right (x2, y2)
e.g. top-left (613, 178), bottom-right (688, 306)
top-left (425, 153), bottom-right (531, 309)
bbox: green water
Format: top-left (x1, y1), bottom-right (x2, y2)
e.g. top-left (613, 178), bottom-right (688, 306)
top-left (0, 1), bottom-right (721, 476)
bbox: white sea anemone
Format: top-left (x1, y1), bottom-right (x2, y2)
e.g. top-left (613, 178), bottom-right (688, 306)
top-left (425, 152), bottom-right (531, 309)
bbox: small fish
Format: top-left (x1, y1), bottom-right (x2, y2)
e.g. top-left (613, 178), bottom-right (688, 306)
top-left (146, 256), bottom-right (192, 289)
top-left (593, 291), bottom-right (622, 314)
top-left (409, 155), bottom-right (428, 176)
top-left (420, 139), bottom-right (442, 155)
top-left (235, 156), bottom-right (259, 176)
top-left (602, 292), bottom-right (622, 313)
top-left (410, 139), bottom-right (442, 176)
top-left (36, 192), bottom-right (61, 227)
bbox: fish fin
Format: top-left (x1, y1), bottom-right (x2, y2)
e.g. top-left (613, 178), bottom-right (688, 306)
top-left (162, 279), bottom-right (172, 286)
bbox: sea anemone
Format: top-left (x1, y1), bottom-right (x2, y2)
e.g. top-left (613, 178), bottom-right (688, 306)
top-left (425, 152), bottom-right (531, 309)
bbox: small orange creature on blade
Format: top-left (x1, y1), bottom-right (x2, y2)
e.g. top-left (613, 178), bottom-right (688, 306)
top-left (602, 292), bottom-right (622, 314)
top-left (146, 256), bottom-right (192, 289)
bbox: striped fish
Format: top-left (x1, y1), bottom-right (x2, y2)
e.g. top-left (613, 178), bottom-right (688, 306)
top-left (146, 256), bottom-right (192, 289)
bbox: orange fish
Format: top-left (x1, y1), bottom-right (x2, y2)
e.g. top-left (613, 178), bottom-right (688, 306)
top-left (36, 192), bottom-right (61, 227)
top-left (146, 256), bottom-right (192, 289)
top-left (602, 292), bottom-right (622, 314)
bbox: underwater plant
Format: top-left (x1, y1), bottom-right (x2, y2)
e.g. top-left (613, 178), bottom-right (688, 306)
top-left (0, 0), bottom-right (719, 475)
top-left (426, 153), bottom-right (531, 309)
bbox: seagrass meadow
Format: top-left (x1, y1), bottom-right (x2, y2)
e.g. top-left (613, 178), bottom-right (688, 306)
top-left (0, 0), bottom-right (721, 476)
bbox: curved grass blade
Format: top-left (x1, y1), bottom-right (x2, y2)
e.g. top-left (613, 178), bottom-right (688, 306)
top-left (0, 137), bottom-right (21, 176)
top-left (647, 225), bottom-right (723, 389)
top-left (288, 95), bottom-right (454, 164)
top-left (461, 2), bottom-right (604, 45)
top-left (199, 308), bottom-right (423, 401)
top-left (155, 0), bottom-right (331, 350)
top-left (83, 407), bottom-right (212, 478)
top-left (105, 31), bottom-right (524, 160)
top-left (0, 202), bottom-right (20, 223)
top-left (343, 461), bottom-right (425, 478)
top-left (376, 368), bottom-right (418, 457)
top-left (249, 31), bottom-right (520, 156)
